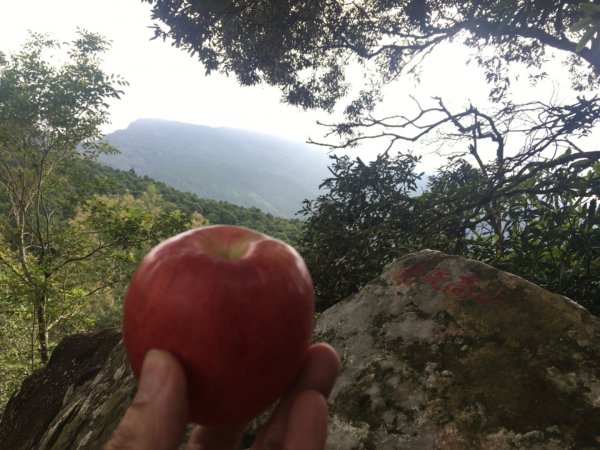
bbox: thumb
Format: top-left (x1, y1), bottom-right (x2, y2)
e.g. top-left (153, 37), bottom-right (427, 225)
top-left (105, 349), bottom-right (189, 450)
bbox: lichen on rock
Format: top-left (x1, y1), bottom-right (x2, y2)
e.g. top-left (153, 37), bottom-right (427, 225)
top-left (317, 250), bottom-right (600, 449)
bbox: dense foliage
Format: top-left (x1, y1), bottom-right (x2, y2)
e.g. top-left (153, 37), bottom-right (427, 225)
top-left (79, 159), bottom-right (304, 244)
top-left (0, 33), bottom-right (303, 414)
top-left (144, 0), bottom-right (599, 108)
top-left (299, 152), bottom-right (422, 308)
top-left (300, 151), bottom-right (600, 314)
top-left (0, 31), bottom-right (128, 364)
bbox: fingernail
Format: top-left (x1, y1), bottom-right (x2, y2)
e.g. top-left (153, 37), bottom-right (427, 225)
top-left (133, 349), bottom-right (169, 404)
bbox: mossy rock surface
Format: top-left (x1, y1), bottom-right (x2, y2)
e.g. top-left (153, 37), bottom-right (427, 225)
top-left (318, 250), bottom-right (600, 449)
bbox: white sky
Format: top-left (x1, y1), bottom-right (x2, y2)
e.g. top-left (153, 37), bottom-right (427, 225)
top-left (0, 0), bottom-right (326, 141)
top-left (0, 0), bottom-right (594, 169)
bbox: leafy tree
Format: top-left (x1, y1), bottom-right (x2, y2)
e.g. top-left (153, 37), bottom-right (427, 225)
top-left (298, 151), bottom-right (422, 308)
top-left (0, 31), bottom-right (126, 363)
top-left (471, 162), bottom-right (600, 312)
top-left (300, 150), bottom-right (600, 312)
top-left (64, 187), bottom-right (196, 331)
top-left (0, 186), bottom-right (193, 413)
top-left (0, 237), bottom-right (32, 411)
top-left (143, 1), bottom-right (599, 180)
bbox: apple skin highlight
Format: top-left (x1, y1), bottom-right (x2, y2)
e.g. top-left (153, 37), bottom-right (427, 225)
top-left (123, 225), bottom-right (315, 426)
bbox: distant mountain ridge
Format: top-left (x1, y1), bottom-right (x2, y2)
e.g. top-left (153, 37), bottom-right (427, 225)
top-left (100, 119), bottom-right (330, 218)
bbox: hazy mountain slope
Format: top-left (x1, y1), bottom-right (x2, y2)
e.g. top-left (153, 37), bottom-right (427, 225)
top-left (100, 119), bottom-right (330, 218)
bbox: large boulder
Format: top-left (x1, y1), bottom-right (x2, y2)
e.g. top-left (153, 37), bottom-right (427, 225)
top-left (320, 250), bottom-right (600, 449)
top-left (1, 250), bottom-right (599, 449)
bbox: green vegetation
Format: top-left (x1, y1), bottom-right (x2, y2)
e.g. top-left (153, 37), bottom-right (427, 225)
top-left (298, 152), bottom-right (423, 309)
top-left (0, 30), bottom-right (128, 365)
top-left (146, 0), bottom-right (600, 313)
top-left (299, 151), bottom-right (600, 314)
top-left (144, 0), bottom-right (599, 108)
top-left (0, 153), bottom-right (302, 414)
top-left (79, 158), bottom-right (303, 244)
top-left (0, 33), bottom-right (302, 414)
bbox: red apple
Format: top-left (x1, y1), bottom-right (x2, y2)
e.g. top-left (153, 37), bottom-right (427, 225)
top-left (122, 225), bottom-right (314, 426)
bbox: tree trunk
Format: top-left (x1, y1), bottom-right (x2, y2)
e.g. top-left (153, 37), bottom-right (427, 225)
top-left (36, 299), bottom-right (49, 364)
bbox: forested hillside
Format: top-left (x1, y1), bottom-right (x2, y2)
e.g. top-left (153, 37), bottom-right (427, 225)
top-left (76, 159), bottom-right (303, 244)
top-left (0, 33), bottom-right (308, 412)
top-left (0, 153), bottom-right (303, 412)
top-left (0, 158), bottom-right (303, 245)
top-left (100, 119), bottom-right (330, 218)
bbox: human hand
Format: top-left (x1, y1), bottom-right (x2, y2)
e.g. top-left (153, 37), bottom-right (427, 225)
top-left (105, 344), bottom-right (340, 450)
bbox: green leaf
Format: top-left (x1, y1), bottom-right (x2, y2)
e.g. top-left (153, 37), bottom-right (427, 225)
top-left (570, 17), bottom-right (593, 32)
top-left (576, 27), bottom-right (597, 51)
top-left (581, 2), bottom-right (600, 15)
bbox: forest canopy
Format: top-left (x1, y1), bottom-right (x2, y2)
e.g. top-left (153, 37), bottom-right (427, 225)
top-left (143, 0), bottom-right (600, 108)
